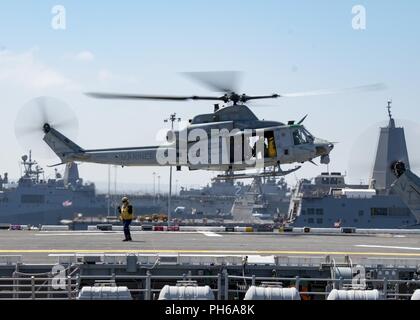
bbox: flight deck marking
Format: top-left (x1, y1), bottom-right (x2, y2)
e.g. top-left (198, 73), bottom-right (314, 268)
top-left (199, 232), bottom-right (222, 237)
top-left (35, 231), bottom-right (198, 236)
top-left (2, 249), bottom-right (420, 257)
top-left (36, 233), bottom-right (111, 236)
top-left (355, 245), bottom-right (420, 251)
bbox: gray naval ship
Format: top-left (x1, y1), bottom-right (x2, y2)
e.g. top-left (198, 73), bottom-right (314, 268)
top-left (0, 152), bottom-right (107, 225)
top-left (118, 180), bottom-right (247, 218)
top-left (174, 180), bottom-right (247, 217)
top-left (0, 149), bottom-right (290, 225)
top-left (285, 102), bottom-right (420, 229)
top-left (230, 177), bottom-right (291, 223)
top-left (124, 177), bottom-right (290, 219)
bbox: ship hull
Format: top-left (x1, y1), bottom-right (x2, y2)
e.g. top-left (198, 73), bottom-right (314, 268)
top-left (0, 206), bottom-right (107, 225)
top-left (289, 194), bottom-right (419, 229)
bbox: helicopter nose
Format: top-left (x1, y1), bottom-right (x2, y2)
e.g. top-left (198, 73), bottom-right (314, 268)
top-left (315, 141), bottom-right (334, 156)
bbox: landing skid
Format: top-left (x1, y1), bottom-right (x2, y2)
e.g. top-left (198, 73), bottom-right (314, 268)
top-left (212, 165), bottom-right (301, 181)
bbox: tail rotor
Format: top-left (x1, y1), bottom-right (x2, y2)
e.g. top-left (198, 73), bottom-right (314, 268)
top-left (14, 96), bottom-right (79, 159)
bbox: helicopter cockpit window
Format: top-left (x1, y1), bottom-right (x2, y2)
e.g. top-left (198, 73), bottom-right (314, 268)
top-left (302, 127), bottom-right (314, 143)
top-left (293, 127), bottom-right (314, 145)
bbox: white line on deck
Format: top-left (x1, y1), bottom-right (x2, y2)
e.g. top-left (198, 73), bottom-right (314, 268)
top-left (199, 231), bottom-right (222, 237)
top-left (36, 233), bottom-right (111, 236)
top-left (35, 231), bottom-right (220, 236)
top-left (355, 245), bottom-right (420, 251)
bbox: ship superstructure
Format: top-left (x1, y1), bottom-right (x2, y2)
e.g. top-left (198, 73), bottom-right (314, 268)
top-left (285, 102), bottom-right (419, 229)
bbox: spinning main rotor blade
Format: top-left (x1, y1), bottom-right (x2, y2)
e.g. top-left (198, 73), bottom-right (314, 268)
top-left (85, 92), bottom-right (223, 101)
top-left (182, 71), bottom-right (242, 93)
top-left (86, 82), bottom-right (386, 104)
top-left (278, 83), bottom-right (386, 98)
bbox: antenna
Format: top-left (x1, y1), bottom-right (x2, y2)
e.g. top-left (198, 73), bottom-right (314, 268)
top-left (164, 113), bottom-right (182, 227)
top-left (107, 165), bottom-right (111, 216)
top-left (387, 99), bottom-right (393, 120)
top-left (114, 165), bottom-right (118, 217)
top-left (164, 113), bottom-right (182, 127)
top-left (386, 99), bottom-right (396, 128)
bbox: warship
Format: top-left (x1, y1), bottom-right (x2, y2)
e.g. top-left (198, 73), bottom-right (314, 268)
top-left (230, 177), bottom-right (290, 223)
top-left (0, 151), bottom-right (107, 225)
top-left (175, 177), bottom-right (290, 219)
top-left (125, 180), bottom-right (248, 218)
top-left (284, 102), bottom-right (420, 229)
top-left (112, 177), bottom-right (290, 220)
top-left (0, 151), bottom-right (292, 226)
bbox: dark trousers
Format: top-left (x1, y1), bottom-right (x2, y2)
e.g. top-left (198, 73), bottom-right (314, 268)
top-left (123, 219), bottom-right (132, 240)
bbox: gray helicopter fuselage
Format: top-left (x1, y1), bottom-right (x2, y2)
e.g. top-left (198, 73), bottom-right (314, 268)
top-left (42, 104), bottom-right (334, 173)
top-left (167, 104), bottom-right (333, 171)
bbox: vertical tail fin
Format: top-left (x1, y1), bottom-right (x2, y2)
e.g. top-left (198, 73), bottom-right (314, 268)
top-left (43, 124), bottom-right (84, 162)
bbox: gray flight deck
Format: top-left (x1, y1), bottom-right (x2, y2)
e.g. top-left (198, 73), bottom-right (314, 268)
top-left (2, 230), bottom-right (420, 263)
top-left (2, 230), bottom-right (420, 300)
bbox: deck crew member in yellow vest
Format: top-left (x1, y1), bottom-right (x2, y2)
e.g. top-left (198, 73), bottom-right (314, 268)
top-left (118, 196), bottom-right (134, 241)
top-left (267, 136), bottom-right (277, 158)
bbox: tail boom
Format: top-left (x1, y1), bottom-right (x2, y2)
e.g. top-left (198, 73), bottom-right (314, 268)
top-left (43, 125), bottom-right (167, 166)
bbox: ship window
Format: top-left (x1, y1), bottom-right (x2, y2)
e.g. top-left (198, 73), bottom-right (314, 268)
top-left (316, 218), bottom-right (323, 224)
top-left (321, 178), bottom-right (330, 184)
top-left (354, 219), bottom-right (358, 223)
top-left (21, 194), bottom-right (45, 204)
top-left (358, 210), bottom-right (364, 216)
top-left (316, 208), bottom-right (323, 215)
top-left (371, 208), bottom-right (388, 216)
top-left (330, 178), bottom-right (338, 185)
top-left (307, 208), bottom-right (315, 215)
top-left (388, 207), bottom-right (411, 217)
top-left (308, 218), bottom-right (314, 223)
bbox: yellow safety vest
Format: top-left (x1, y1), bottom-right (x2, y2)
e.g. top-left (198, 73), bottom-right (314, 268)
top-left (267, 137), bottom-right (277, 158)
top-left (120, 205), bottom-right (134, 220)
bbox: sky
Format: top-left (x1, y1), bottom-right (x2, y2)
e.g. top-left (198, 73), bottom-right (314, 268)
top-left (0, 0), bottom-right (419, 193)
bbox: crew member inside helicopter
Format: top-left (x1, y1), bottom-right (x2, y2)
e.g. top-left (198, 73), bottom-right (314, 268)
top-left (251, 131), bottom-right (277, 159)
top-left (265, 131), bottom-right (277, 158)
top-left (251, 136), bottom-right (268, 158)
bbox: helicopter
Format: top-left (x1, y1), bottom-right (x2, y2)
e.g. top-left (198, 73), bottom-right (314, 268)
top-left (17, 72), bottom-right (384, 180)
